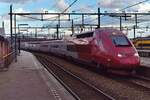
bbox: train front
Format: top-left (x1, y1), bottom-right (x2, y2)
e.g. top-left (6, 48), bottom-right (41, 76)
top-left (107, 30), bottom-right (140, 71)
top-left (94, 29), bottom-right (141, 74)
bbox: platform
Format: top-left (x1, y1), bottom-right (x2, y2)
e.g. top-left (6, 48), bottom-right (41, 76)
top-left (0, 51), bottom-right (75, 100)
top-left (141, 57), bottom-right (150, 67)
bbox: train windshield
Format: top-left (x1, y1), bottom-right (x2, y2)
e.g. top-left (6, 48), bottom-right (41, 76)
top-left (111, 35), bottom-right (131, 47)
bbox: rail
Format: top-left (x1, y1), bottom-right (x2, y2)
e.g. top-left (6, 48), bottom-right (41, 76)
top-left (34, 53), bottom-right (115, 100)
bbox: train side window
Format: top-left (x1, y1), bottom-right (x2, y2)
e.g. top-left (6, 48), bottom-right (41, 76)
top-left (76, 32), bottom-right (93, 38)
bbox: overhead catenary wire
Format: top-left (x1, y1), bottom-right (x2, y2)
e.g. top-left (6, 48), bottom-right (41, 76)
top-left (86, 0), bottom-right (150, 26)
top-left (120, 0), bottom-right (150, 11)
top-left (45, 0), bottom-right (78, 26)
top-left (15, 0), bottom-right (150, 34)
top-left (19, 15), bottom-right (41, 21)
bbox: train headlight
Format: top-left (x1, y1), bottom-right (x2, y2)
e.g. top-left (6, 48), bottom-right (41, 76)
top-left (118, 53), bottom-right (123, 58)
top-left (134, 53), bottom-right (139, 57)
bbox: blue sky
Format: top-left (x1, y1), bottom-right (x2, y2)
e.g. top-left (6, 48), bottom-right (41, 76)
top-left (0, 0), bottom-right (97, 14)
top-left (0, 0), bottom-right (150, 38)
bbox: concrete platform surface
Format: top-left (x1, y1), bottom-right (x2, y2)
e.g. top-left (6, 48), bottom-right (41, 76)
top-left (0, 51), bottom-right (75, 100)
top-left (141, 57), bottom-right (150, 67)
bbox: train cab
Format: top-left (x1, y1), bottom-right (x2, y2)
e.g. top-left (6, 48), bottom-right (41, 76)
top-left (93, 28), bottom-right (140, 70)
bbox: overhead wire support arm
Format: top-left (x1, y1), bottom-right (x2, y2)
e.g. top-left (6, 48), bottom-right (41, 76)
top-left (10, 12), bottom-right (150, 17)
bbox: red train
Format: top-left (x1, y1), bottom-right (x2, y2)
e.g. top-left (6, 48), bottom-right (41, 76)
top-left (23, 28), bottom-right (140, 74)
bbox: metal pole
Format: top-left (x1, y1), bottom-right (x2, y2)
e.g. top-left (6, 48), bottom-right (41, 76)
top-left (135, 14), bottom-right (138, 28)
top-left (2, 21), bottom-right (4, 29)
top-left (125, 13), bottom-right (127, 20)
top-left (68, 14), bottom-right (71, 21)
top-left (19, 32), bottom-right (21, 55)
top-left (58, 14), bottom-right (60, 27)
top-left (90, 25), bottom-right (92, 31)
top-left (56, 24), bottom-right (59, 39)
top-left (14, 15), bottom-right (17, 62)
top-left (98, 8), bottom-right (101, 28)
top-left (48, 28), bottom-right (50, 39)
top-left (18, 24), bottom-right (21, 55)
top-left (81, 14), bottom-right (84, 32)
top-left (120, 16), bottom-right (122, 31)
top-left (133, 25), bottom-right (136, 39)
top-left (2, 21), bottom-right (5, 36)
top-left (71, 19), bottom-right (74, 35)
top-left (41, 14), bottom-right (43, 21)
top-left (35, 28), bottom-right (37, 38)
top-left (10, 5), bottom-right (13, 46)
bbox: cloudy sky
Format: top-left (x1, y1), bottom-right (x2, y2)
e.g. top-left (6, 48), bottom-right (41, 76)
top-left (0, 0), bottom-right (150, 38)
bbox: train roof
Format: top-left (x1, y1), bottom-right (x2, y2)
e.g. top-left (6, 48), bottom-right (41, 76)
top-left (75, 28), bottom-right (121, 35)
top-left (74, 28), bottom-right (122, 38)
top-left (76, 30), bottom-right (94, 35)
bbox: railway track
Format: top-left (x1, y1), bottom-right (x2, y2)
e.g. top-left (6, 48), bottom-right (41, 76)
top-left (108, 75), bottom-right (150, 92)
top-left (34, 53), bottom-right (115, 100)
top-left (129, 75), bottom-right (150, 90)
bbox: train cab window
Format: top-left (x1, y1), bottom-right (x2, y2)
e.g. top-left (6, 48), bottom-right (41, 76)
top-left (111, 35), bottom-right (131, 47)
top-left (76, 32), bottom-right (93, 38)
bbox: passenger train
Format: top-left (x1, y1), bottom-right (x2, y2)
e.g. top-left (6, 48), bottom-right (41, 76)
top-left (22, 28), bottom-right (140, 74)
top-left (133, 36), bottom-right (150, 49)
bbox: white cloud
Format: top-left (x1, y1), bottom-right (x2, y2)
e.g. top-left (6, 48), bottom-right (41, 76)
top-left (0, 8), bottom-right (29, 21)
top-left (54, 0), bottom-right (69, 12)
top-left (77, 5), bottom-right (94, 13)
top-left (138, 3), bottom-right (150, 12)
top-left (13, 8), bottom-right (30, 14)
top-left (98, 0), bottom-right (125, 9)
top-left (97, 0), bottom-right (150, 12)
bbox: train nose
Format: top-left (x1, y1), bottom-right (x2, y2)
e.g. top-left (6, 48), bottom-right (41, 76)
top-left (121, 57), bottom-right (140, 65)
top-left (117, 52), bottom-right (139, 58)
top-left (111, 52), bottom-right (140, 69)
